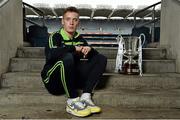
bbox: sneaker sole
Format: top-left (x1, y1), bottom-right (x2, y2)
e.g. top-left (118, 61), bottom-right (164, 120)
top-left (66, 106), bottom-right (91, 117)
top-left (90, 109), bottom-right (101, 113)
top-left (88, 106), bottom-right (101, 113)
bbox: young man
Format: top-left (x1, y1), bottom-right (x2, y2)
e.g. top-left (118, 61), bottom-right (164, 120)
top-left (41, 6), bottom-right (107, 117)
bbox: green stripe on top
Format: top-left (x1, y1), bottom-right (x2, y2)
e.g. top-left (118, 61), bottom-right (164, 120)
top-left (49, 31), bottom-right (57, 48)
top-left (64, 41), bottom-right (84, 45)
top-left (43, 60), bottom-right (70, 97)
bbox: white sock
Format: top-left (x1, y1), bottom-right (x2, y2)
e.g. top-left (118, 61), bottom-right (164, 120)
top-left (67, 97), bottom-right (79, 105)
top-left (81, 93), bottom-right (95, 105)
top-left (80, 93), bottom-right (91, 100)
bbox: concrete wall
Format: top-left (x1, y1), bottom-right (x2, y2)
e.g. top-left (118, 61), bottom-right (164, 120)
top-left (0, 0), bottom-right (23, 77)
top-left (160, 0), bottom-right (180, 72)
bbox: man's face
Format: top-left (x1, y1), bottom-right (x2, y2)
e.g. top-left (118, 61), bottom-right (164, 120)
top-left (62, 12), bottom-right (79, 34)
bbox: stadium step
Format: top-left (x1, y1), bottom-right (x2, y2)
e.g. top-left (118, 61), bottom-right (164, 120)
top-left (1, 71), bottom-right (180, 110)
top-left (17, 47), bottom-right (167, 59)
top-left (14, 46), bottom-right (175, 73)
top-left (1, 46), bottom-right (180, 119)
top-left (9, 58), bottom-right (176, 73)
top-left (1, 86), bottom-right (180, 108)
top-left (0, 103), bottom-right (180, 119)
top-left (2, 72), bottom-right (180, 91)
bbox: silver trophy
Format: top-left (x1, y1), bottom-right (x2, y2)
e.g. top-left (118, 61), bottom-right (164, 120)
top-left (115, 35), bottom-right (145, 75)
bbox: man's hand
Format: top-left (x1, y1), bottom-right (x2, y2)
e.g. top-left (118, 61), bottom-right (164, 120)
top-left (81, 46), bottom-right (91, 58)
top-left (75, 46), bottom-right (83, 53)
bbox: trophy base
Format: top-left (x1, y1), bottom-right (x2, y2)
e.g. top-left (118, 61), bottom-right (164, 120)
top-left (122, 63), bottom-right (139, 75)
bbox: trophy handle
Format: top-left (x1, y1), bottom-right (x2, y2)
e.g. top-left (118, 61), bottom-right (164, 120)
top-left (115, 34), bottom-right (124, 72)
top-left (138, 34), bottom-right (144, 76)
top-left (116, 34), bottom-right (124, 43)
top-left (139, 33), bottom-right (146, 46)
top-left (116, 34), bottom-right (125, 51)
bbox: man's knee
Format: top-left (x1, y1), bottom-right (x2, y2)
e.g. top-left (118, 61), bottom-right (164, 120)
top-left (97, 54), bottom-right (107, 65)
top-left (62, 53), bottom-right (75, 67)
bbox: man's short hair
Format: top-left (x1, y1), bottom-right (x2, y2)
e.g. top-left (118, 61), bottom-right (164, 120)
top-left (63, 6), bottom-right (79, 17)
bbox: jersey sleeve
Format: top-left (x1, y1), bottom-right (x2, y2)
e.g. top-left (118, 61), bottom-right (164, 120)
top-left (45, 32), bottom-right (75, 62)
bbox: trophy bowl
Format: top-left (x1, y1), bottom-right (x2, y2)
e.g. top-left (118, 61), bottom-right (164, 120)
top-left (122, 36), bottom-right (140, 74)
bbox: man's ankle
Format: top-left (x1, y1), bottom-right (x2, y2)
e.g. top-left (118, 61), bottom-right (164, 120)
top-left (67, 97), bottom-right (80, 105)
top-left (81, 93), bottom-right (91, 100)
top-left (81, 93), bottom-right (96, 106)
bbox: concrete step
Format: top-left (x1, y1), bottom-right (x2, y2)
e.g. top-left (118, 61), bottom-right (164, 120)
top-left (0, 104), bottom-right (180, 119)
top-left (1, 104), bottom-right (180, 119)
top-left (2, 72), bottom-right (180, 90)
top-left (17, 47), bottom-right (167, 59)
top-left (0, 87), bottom-right (180, 108)
top-left (9, 58), bottom-right (176, 73)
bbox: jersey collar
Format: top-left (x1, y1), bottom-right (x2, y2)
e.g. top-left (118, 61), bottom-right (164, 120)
top-left (60, 28), bottom-right (79, 40)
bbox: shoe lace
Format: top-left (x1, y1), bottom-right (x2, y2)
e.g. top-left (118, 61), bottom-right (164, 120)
top-left (70, 97), bottom-right (85, 110)
top-left (73, 101), bottom-right (85, 109)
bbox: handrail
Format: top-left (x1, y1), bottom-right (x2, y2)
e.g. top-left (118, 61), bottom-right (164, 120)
top-left (133, 1), bottom-right (161, 43)
top-left (0, 0), bottom-right (9, 8)
top-left (135, 17), bottom-right (160, 28)
top-left (134, 1), bottom-right (161, 17)
top-left (133, 1), bottom-right (161, 28)
top-left (24, 18), bottom-right (42, 27)
top-left (23, 2), bottom-right (45, 16)
top-left (22, 2), bottom-right (46, 43)
top-left (23, 2), bottom-right (45, 26)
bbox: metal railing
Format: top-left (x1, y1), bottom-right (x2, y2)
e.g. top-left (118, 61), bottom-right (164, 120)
top-left (133, 1), bottom-right (161, 43)
top-left (22, 2), bottom-right (46, 42)
top-left (0, 0), bottom-right (9, 8)
top-left (23, 2), bottom-right (45, 27)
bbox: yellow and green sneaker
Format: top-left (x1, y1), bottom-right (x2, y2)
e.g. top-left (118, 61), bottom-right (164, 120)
top-left (81, 98), bottom-right (101, 113)
top-left (66, 97), bottom-right (91, 117)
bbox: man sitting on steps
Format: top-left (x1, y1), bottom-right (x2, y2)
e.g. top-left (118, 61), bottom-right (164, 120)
top-left (41, 6), bottom-right (107, 117)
